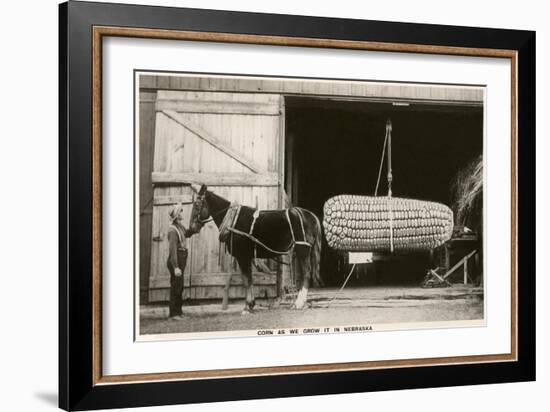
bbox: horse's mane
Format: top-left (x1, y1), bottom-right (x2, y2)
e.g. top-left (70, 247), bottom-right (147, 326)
top-left (205, 190), bottom-right (231, 227)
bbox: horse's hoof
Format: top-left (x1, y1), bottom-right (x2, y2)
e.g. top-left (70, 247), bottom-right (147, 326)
top-left (294, 298), bottom-right (307, 310)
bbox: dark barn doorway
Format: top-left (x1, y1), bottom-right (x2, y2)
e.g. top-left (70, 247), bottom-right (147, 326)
top-left (284, 96), bottom-right (483, 287)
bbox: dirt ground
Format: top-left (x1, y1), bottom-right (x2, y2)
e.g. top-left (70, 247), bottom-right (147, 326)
top-left (140, 286), bottom-right (483, 335)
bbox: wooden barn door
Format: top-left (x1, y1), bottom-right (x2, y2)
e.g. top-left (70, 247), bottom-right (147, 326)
top-left (148, 90), bottom-right (284, 302)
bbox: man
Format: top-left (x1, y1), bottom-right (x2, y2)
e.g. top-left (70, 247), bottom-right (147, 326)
top-left (167, 203), bottom-right (194, 320)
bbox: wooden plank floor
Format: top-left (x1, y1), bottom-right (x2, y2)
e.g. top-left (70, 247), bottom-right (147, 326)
top-left (278, 285), bottom-right (483, 309)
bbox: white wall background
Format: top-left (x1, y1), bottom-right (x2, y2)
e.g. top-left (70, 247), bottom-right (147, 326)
top-left (0, 0), bottom-right (545, 411)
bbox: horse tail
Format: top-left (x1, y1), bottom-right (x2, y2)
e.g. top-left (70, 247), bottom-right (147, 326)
top-left (301, 208), bottom-right (323, 287)
top-left (311, 221), bottom-right (323, 287)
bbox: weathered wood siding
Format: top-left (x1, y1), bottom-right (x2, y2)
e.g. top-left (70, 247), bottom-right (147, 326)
top-left (140, 75), bottom-right (484, 105)
top-left (149, 91), bottom-right (283, 302)
top-left (139, 90), bottom-right (157, 303)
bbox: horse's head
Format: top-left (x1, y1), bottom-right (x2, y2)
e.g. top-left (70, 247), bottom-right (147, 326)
top-left (188, 184), bottom-right (210, 234)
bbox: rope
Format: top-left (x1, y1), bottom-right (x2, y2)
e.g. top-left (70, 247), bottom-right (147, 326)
top-left (387, 120), bottom-right (393, 197)
top-left (386, 119), bottom-right (394, 252)
top-left (389, 199), bottom-right (394, 253)
top-left (374, 123), bottom-right (389, 196)
top-left (374, 119), bottom-right (395, 252)
top-left (339, 264), bottom-right (357, 292)
top-left (327, 264), bottom-right (357, 305)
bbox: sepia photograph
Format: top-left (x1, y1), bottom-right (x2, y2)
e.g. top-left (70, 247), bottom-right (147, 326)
top-left (135, 72), bottom-right (485, 340)
top-left (55, 2), bottom-right (534, 409)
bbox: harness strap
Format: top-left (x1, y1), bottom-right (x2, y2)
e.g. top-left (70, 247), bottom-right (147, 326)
top-left (286, 208), bottom-right (312, 247)
top-left (227, 227), bottom-right (294, 255)
top-left (294, 208), bottom-right (312, 247)
top-left (285, 208), bottom-right (296, 243)
top-left (223, 206), bottom-right (312, 255)
top-left (232, 205), bottom-right (242, 228)
top-left (250, 210), bottom-right (260, 260)
top-left (250, 210), bottom-right (260, 236)
top-left (169, 224), bottom-right (184, 247)
top-left (218, 203), bottom-right (240, 242)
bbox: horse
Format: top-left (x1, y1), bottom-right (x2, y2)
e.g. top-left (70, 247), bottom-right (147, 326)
top-left (188, 184), bottom-right (322, 314)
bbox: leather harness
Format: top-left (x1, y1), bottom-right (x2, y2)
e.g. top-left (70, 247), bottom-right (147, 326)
top-left (222, 205), bottom-right (312, 256)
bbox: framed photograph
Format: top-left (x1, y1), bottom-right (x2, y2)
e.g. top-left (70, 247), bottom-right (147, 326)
top-left (59, 1), bottom-right (535, 410)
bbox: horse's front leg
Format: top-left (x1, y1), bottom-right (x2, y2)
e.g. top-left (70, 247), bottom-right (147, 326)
top-left (238, 258), bottom-right (255, 315)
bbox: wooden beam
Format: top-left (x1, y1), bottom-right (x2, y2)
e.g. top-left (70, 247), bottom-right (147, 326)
top-left (156, 99), bottom-right (281, 115)
top-left (442, 249), bottom-right (477, 280)
top-left (153, 194), bottom-right (194, 205)
top-left (141, 74), bottom-right (484, 103)
top-left (162, 110), bottom-right (265, 173)
top-left (429, 269), bottom-right (452, 287)
top-left (152, 172), bottom-right (279, 187)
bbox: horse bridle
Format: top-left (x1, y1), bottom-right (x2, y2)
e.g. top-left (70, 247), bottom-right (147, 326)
top-left (191, 194), bottom-right (230, 227)
top-left (191, 195), bottom-right (211, 227)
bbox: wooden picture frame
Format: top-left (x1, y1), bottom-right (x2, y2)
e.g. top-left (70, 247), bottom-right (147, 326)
top-left (59, 1), bottom-right (535, 410)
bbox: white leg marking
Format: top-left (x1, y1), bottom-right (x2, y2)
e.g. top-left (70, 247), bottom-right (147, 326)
top-left (294, 287), bottom-right (309, 309)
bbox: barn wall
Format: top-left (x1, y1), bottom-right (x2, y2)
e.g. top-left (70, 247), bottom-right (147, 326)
top-left (139, 74), bottom-right (485, 301)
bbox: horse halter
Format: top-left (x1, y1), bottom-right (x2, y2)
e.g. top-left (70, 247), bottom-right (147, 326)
top-left (191, 194), bottom-right (212, 228)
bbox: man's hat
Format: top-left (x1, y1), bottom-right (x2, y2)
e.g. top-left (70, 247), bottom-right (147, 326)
top-left (169, 203), bottom-right (184, 222)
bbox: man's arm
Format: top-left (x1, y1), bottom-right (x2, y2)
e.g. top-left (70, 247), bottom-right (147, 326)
top-left (184, 226), bottom-right (194, 238)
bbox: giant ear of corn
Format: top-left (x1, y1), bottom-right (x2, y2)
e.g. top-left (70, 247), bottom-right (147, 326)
top-left (323, 195), bottom-right (454, 252)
